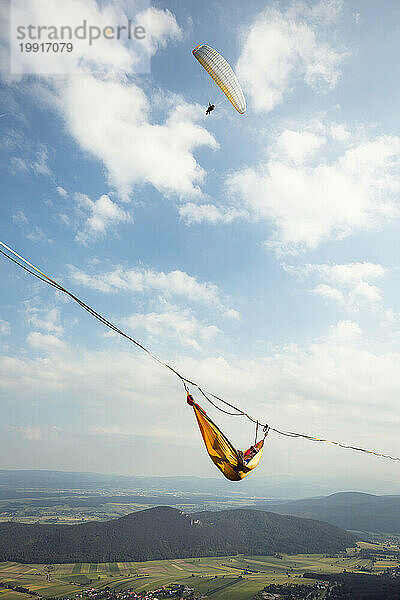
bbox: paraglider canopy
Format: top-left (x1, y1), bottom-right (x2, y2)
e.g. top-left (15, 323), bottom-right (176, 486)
top-left (192, 44), bottom-right (246, 114)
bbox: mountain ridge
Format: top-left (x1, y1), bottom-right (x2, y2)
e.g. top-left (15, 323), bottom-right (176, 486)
top-left (250, 492), bottom-right (400, 532)
top-left (0, 506), bottom-right (356, 563)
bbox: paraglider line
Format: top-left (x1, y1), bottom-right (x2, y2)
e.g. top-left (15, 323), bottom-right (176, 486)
top-left (1, 240), bottom-right (399, 462)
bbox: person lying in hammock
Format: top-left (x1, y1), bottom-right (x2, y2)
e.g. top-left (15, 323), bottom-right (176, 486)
top-left (242, 444), bottom-right (260, 464)
top-left (187, 393), bottom-right (269, 481)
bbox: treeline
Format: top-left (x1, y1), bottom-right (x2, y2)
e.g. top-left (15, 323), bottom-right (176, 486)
top-left (0, 581), bottom-right (40, 598)
top-left (0, 506), bottom-right (356, 563)
top-left (254, 583), bottom-right (320, 599)
top-left (359, 548), bottom-right (400, 560)
top-left (303, 572), bottom-right (400, 599)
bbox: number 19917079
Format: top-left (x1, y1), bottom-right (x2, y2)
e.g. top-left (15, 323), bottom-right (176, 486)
top-left (19, 42), bottom-right (73, 52)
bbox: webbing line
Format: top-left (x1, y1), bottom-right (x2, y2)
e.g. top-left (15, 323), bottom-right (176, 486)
top-left (1, 240), bottom-right (399, 462)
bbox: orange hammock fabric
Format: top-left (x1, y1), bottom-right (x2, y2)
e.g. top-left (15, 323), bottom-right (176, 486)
top-left (187, 393), bottom-right (267, 481)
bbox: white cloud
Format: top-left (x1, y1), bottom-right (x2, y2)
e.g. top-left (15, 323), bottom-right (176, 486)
top-left (309, 0), bottom-right (344, 23)
top-left (55, 75), bottom-right (217, 200)
top-left (1, 320), bottom-right (400, 477)
top-left (223, 308), bottom-right (240, 321)
top-left (0, 319), bottom-right (396, 431)
top-left (313, 283), bottom-right (345, 304)
top-left (179, 203), bottom-right (246, 225)
top-left (236, 2), bottom-right (346, 114)
top-left (308, 262), bottom-right (386, 285)
top-left (330, 123), bottom-right (350, 142)
top-left (89, 423), bottom-right (191, 443)
top-left (276, 129), bottom-right (325, 165)
top-left (26, 226), bottom-right (48, 242)
top-left (5, 425), bottom-right (42, 441)
top-left (178, 319), bottom-right (400, 436)
top-left (10, 145), bottom-right (51, 177)
top-left (8, 1), bottom-right (182, 77)
top-left (27, 331), bottom-right (66, 351)
top-left (89, 425), bottom-right (127, 436)
top-left (137, 6), bottom-right (182, 55)
top-left (4, 2), bottom-right (214, 200)
top-left (26, 307), bottom-right (64, 337)
top-left (227, 124), bottom-right (400, 253)
top-left (126, 306), bottom-right (221, 351)
top-left (2, 130), bottom-right (52, 179)
top-left (287, 262), bottom-right (387, 310)
top-left (68, 265), bottom-right (238, 327)
top-left (12, 210), bottom-right (28, 225)
top-left (326, 319), bottom-right (362, 342)
top-left (56, 186), bottom-right (68, 198)
top-left (74, 193), bottom-right (131, 244)
top-left (0, 318), bottom-right (11, 335)
top-left (382, 309), bottom-right (398, 325)
top-left (12, 209), bottom-right (51, 243)
top-left (69, 264), bottom-right (228, 310)
top-left (0, 349), bottom-right (180, 414)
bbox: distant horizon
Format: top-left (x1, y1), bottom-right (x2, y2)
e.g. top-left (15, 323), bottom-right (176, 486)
top-left (1, 467), bottom-right (399, 500)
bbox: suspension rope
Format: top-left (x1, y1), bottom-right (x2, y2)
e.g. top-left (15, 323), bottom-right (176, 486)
top-left (198, 387), bottom-right (244, 416)
top-left (1, 239), bottom-right (400, 462)
top-left (254, 420), bottom-right (259, 445)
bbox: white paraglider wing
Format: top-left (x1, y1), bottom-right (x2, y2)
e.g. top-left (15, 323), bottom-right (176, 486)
top-left (192, 44), bottom-right (246, 114)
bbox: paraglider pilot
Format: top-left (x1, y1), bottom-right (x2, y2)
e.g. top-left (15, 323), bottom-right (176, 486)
top-left (206, 103), bottom-right (215, 115)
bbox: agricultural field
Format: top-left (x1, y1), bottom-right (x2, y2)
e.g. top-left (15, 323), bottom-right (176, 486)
top-left (0, 542), bottom-right (399, 600)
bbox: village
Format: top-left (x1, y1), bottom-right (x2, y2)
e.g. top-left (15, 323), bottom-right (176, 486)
top-left (69, 584), bottom-right (198, 600)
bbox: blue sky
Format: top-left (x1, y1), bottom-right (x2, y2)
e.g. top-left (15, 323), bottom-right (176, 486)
top-left (1, 0), bottom-right (400, 495)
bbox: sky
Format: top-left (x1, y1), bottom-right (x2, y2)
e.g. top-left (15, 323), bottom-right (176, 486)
top-left (1, 0), bottom-right (400, 496)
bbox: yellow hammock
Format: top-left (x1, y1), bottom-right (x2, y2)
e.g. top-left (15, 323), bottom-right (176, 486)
top-left (187, 393), bottom-right (268, 481)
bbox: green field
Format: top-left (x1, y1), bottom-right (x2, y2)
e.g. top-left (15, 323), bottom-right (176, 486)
top-left (0, 544), bottom-right (396, 600)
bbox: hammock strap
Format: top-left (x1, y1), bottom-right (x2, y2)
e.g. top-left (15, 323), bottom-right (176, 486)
top-left (254, 420), bottom-right (259, 445)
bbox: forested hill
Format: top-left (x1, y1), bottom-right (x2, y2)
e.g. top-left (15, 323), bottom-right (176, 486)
top-left (250, 492), bottom-right (400, 533)
top-left (0, 506), bottom-right (356, 563)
